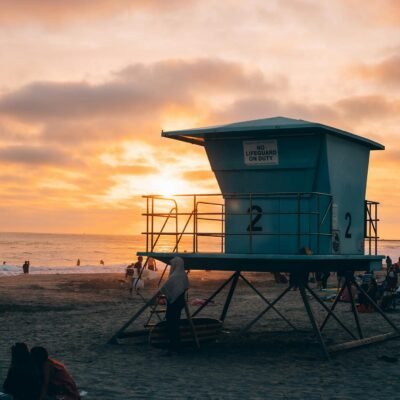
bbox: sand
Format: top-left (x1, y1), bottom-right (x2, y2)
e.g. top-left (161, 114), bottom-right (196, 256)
top-left (1, 270), bottom-right (400, 399)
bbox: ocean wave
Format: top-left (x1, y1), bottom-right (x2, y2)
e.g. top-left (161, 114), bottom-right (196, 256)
top-left (0, 263), bottom-right (127, 276)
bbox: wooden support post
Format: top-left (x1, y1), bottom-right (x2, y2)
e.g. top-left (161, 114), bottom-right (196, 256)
top-left (352, 277), bottom-right (400, 334)
top-left (346, 279), bottom-right (363, 339)
top-left (320, 278), bottom-right (347, 332)
top-left (241, 285), bottom-right (292, 334)
top-left (239, 273), bottom-right (297, 331)
top-left (184, 300), bottom-right (200, 349)
top-left (329, 332), bottom-right (398, 353)
top-left (220, 271), bottom-right (240, 321)
top-left (108, 291), bottom-right (159, 344)
top-left (298, 282), bottom-right (330, 360)
top-left (192, 272), bottom-right (237, 318)
top-left (305, 284), bottom-right (356, 340)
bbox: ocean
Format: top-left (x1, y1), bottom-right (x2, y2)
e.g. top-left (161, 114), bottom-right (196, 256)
top-left (0, 232), bottom-right (399, 276)
top-left (0, 232), bottom-right (143, 275)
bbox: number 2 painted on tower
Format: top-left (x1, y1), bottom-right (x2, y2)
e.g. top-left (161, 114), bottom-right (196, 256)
top-left (247, 205), bottom-right (263, 232)
top-left (345, 212), bottom-right (352, 238)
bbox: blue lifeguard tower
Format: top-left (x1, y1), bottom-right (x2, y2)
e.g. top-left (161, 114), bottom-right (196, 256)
top-left (110, 117), bottom-right (399, 358)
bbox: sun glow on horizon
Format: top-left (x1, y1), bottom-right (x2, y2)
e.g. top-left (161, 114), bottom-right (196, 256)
top-left (150, 173), bottom-right (188, 196)
top-left (104, 172), bottom-right (194, 203)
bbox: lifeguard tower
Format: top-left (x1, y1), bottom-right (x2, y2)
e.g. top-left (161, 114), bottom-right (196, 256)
top-left (110, 117), bottom-right (399, 358)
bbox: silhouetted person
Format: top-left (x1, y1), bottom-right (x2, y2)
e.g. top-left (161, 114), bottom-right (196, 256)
top-left (134, 256), bottom-right (143, 276)
top-left (100, 259), bottom-right (104, 265)
top-left (386, 256), bottom-right (393, 272)
top-left (3, 342), bottom-right (40, 400)
top-left (321, 271), bottom-right (331, 289)
top-left (386, 267), bottom-right (398, 291)
top-left (160, 256), bottom-right (189, 354)
top-left (22, 261), bottom-right (30, 274)
top-left (76, 259), bottom-right (80, 267)
top-left (30, 346), bottom-right (80, 400)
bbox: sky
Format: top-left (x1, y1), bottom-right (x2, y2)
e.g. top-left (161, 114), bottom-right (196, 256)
top-left (0, 0), bottom-right (399, 238)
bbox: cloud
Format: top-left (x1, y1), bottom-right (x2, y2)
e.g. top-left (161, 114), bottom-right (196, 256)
top-left (181, 170), bottom-right (216, 182)
top-left (0, 59), bottom-right (280, 124)
top-left (116, 59), bottom-right (281, 94)
top-left (0, 145), bottom-right (81, 166)
top-left (344, 0), bottom-right (400, 25)
top-left (349, 55), bottom-right (400, 87)
top-left (212, 96), bottom-right (339, 127)
top-left (335, 95), bottom-right (400, 120)
top-left (0, 0), bottom-right (196, 25)
top-left (110, 165), bottom-right (159, 175)
top-left (213, 94), bottom-right (400, 132)
top-left (0, 56), bottom-right (398, 236)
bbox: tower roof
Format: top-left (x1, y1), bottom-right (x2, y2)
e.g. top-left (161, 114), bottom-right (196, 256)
top-left (162, 116), bottom-right (384, 150)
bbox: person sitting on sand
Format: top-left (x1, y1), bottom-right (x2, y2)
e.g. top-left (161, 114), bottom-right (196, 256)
top-left (393, 257), bottom-right (400, 272)
top-left (3, 342), bottom-right (41, 400)
top-left (30, 346), bottom-right (80, 400)
top-left (358, 276), bottom-right (378, 312)
top-left (160, 256), bottom-right (189, 354)
top-left (386, 266), bottom-right (398, 291)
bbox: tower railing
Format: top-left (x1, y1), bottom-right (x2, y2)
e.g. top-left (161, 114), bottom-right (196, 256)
top-left (142, 192), bottom-right (335, 255)
top-left (365, 200), bottom-right (380, 255)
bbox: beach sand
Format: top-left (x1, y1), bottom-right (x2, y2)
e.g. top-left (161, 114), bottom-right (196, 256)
top-left (1, 271), bottom-right (400, 399)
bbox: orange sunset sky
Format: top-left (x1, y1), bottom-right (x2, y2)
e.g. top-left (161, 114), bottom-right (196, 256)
top-left (0, 0), bottom-right (399, 238)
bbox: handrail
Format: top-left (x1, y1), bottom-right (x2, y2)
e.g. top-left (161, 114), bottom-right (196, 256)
top-left (140, 192), bottom-right (379, 256)
top-left (143, 196), bottom-right (178, 252)
top-left (149, 206), bottom-right (177, 251)
top-left (365, 200), bottom-right (379, 255)
top-left (142, 192), bottom-right (332, 198)
top-left (196, 200), bottom-right (224, 253)
top-left (173, 211), bottom-right (194, 252)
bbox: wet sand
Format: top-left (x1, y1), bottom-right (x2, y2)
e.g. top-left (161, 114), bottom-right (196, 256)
top-left (1, 271), bottom-right (400, 399)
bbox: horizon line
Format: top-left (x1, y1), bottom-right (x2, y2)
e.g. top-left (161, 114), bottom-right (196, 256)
top-left (0, 231), bottom-right (400, 242)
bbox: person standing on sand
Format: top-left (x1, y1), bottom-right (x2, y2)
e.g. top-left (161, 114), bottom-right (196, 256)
top-left (22, 261), bottom-right (30, 274)
top-left (386, 256), bottom-right (392, 272)
top-left (76, 259), bottom-right (80, 267)
top-left (30, 346), bottom-right (80, 400)
top-left (134, 255), bottom-right (143, 276)
top-left (124, 262), bottom-right (134, 293)
top-left (160, 256), bottom-right (189, 354)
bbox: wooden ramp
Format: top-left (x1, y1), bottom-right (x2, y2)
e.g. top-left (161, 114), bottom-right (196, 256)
top-left (149, 318), bottom-right (222, 348)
